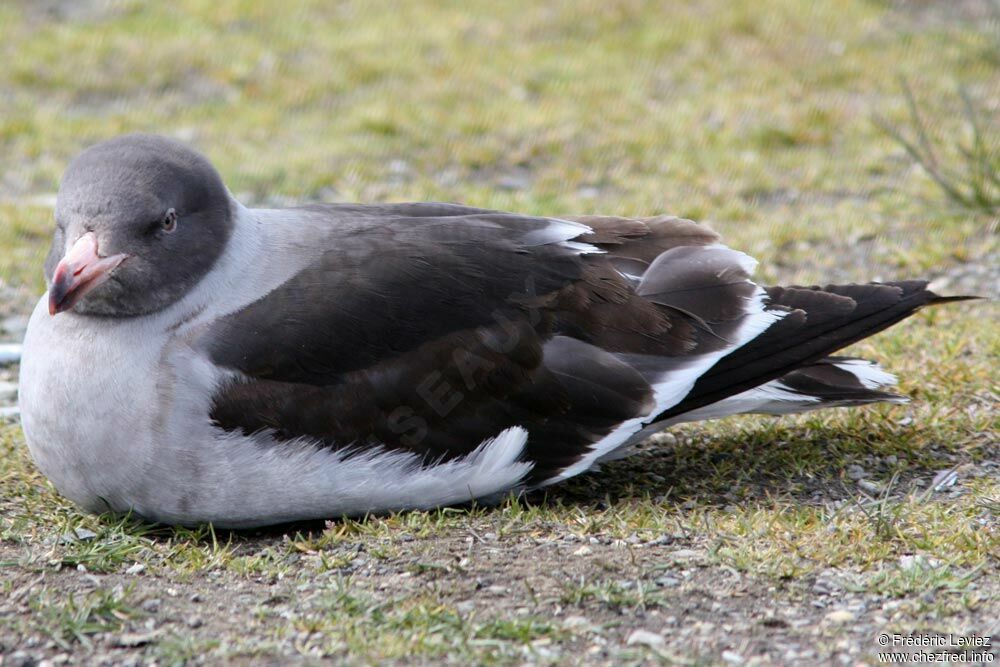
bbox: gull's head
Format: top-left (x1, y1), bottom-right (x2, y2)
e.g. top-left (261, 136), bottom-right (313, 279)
top-left (47, 133), bottom-right (233, 317)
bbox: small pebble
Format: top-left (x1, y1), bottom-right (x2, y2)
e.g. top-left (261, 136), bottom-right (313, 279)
top-left (721, 650), bottom-right (744, 664)
top-left (626, 629), bottom-right (665, 647)
top-left (0, 343), bottom-right (21, 365)
top-left (563, 615), bottom-right (591, 630)
top-left (1, 315), bottom-right (30, 339)
top-left (59, 528), bottom-right (97, 544)
top-left (0, 381), bottom-right (18, 402)
top-left (573, 546), bottom-right (593, 557)
top-left (930, 469), bottom-right (959, 491)
top-left (823, 609), bottom-right (856, 624)
top-left (857, 479), bottom-right (881, 495)
top-left (651, 432), bottom-right (677, 446)
top-left (7, 650), bottom-right (34, 667)
top-left (846, 464), bottom-right (866, 480)
top-left (899, 555), bottom-right (942, 570)
top-left (116, 631), bottom-right (160, 647)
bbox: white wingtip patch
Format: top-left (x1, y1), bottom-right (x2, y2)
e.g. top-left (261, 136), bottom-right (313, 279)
top-left (521, 218), bottom-right (601, 254)
top-left (663, 359), bottom-right (906, 426)
top-left (832, 359), bottom-right (899, 389)
top-left (561, 240), bottom-right (605, 254)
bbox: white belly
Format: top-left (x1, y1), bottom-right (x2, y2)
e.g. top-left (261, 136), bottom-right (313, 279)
top-left (19, 295), bottom-right (168, 514)
top-left (18, 293), bottom-right (253, 523)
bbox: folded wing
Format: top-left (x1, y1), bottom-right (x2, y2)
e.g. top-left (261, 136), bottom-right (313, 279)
top-left (199, 203), bottom-right (962, 486)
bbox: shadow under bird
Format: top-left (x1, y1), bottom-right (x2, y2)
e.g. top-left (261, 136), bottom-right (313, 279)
top-left (18, 134), bottom-right (973, 528)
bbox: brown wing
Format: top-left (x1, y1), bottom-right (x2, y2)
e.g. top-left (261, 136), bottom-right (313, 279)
top-left (203, 205), bottom-right (736, 480)
top-left (201, 203), bottom-right (962, 483)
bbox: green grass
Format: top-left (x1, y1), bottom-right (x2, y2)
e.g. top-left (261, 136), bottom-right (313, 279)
top-left (560, 577), bottom-right (665, 611)
top-left (0, 0), bottom-right (997, 664)
top-left (0, 203), bottom-right (51, 293)
top-left (29, 585), bottom-right (141, 651)
top-left (876, 80), bottom-right (1000, 216)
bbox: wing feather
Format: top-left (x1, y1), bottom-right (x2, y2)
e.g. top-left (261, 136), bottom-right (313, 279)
top-left (199, 202), bottom-right (959, 485)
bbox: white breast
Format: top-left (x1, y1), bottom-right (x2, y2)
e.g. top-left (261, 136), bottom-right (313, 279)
top-left (17, 201), bottom-right (287, 517)
top-left (19, 297), bottom-right (167, 513)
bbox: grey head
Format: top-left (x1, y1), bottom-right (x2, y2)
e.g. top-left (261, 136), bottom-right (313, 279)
top-left (46, 134), bottom-right (233, 317)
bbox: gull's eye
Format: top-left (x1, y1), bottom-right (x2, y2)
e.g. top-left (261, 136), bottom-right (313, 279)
top-left (162, 208), bottom-right (178, 233)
